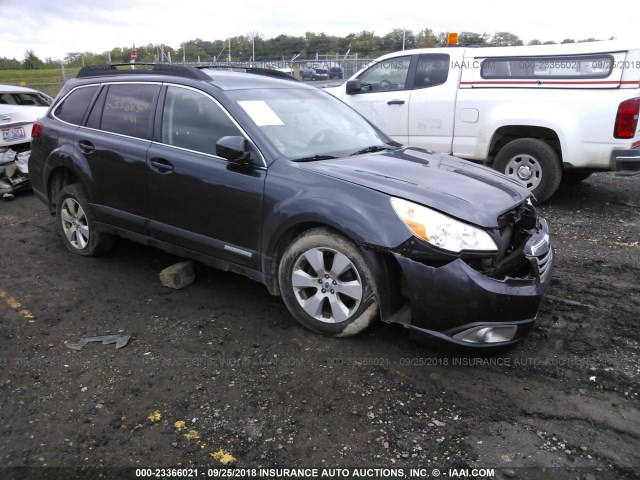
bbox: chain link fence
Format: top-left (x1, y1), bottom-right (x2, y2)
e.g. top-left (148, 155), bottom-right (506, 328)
top-left (3, 57), bottom-right (376, 97)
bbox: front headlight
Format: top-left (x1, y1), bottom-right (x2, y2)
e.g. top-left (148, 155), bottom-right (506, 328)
top-left (390, 197), bottom-right (498, 253)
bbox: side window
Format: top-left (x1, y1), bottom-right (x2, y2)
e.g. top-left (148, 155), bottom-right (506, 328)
top-left (414, 54), bottom-right (449, 89)
top-left (53, 86), bottom-right (99, 125)
top-left (100, 84), bottom-right (160, 139)
top-left (480, 55), bottom-right (614, 79)
top-left (357, 55), bottom-right (412, 93)
top-left (161, 86), bottom-right (241, 155)
top-left (0, 93), bottom-right (16, 104)
top-left (85, 86), bottom-right (108, 129)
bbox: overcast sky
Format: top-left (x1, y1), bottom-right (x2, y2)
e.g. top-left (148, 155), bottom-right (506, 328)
top-left (1, 0), bottom-right (638, 61)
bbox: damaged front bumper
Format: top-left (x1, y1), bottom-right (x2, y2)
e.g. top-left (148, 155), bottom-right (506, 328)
top-left (389, 221), bottom-right (554, 348)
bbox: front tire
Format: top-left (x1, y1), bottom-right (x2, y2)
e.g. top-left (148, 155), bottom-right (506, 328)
top-left (494, 138), bottom-right (562, 203)
top-left (278, 228), bottom-right (379, 337)
top-left (56, 184), bottom-right (113, 256)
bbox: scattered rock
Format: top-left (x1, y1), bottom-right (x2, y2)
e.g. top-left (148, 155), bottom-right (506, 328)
top-left (160, 261), bottom-right (195, 290)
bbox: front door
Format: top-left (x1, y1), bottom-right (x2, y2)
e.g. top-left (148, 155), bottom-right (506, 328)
top-left (146, 85), bottom-right (265, 269)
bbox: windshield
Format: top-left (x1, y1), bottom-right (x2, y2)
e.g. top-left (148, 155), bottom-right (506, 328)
top-left (226, 87), bottom-right (393, 160)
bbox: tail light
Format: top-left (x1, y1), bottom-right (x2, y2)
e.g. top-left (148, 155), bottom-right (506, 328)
top-left (614, 97), bottom-right (639, 139)
top-left (31, 120), bottom-right (43, 139)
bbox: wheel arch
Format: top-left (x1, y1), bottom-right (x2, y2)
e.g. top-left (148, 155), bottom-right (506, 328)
top-left (46, 164), bottom-right (83, 214)
top-left (487, 125), bottom-right (562, 166)
top-left (266, 222), bottom-right (402, 323)
top-left (42, 146), bottom-right (93, 214)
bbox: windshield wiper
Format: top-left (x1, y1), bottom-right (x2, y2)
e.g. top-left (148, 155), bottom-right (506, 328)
top-left (349, 145), bottom-right (393, 156)
top-left (292, 154), bottom-right (337, 162)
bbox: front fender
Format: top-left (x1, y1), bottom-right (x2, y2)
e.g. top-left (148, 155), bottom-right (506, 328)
top-left (262, 161), bottom-right (412, 257)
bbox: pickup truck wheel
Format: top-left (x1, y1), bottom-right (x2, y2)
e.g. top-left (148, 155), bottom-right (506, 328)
top-left (278, 228), bottom-right (379, 337)
top-left (56, 184), bottom-right (114, 256)
top-left (494, 138), bottom-right (561, 203)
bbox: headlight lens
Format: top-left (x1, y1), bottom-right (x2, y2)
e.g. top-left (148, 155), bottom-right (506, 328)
top-left (390, 197), bottom-right (498, 252)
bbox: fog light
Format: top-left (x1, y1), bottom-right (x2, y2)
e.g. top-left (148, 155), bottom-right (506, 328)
top-left (453, 325), bottom-right (517, 344)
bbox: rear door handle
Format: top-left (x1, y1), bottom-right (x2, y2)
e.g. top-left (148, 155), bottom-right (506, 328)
top-left (148, 158), bottom-right (174, 174)
top-left (387, 99), bottom-right (405, 105)
top-left (77, 140), bottom-right (95, 154)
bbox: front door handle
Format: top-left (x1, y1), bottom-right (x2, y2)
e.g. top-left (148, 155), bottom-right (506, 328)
top-left (77, 140), bottom-right (95, 154)
top-left (148, 158), bottom-right (174, 174)
top-left (387, 99), bottom-right (405, 105)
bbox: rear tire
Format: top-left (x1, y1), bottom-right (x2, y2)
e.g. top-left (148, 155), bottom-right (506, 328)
top-left (278, 228), bottom-right (379, 337)
top-left (494, 138), bottom-right (562, 203)
top-left (56, 184), bottom-right (113, 256)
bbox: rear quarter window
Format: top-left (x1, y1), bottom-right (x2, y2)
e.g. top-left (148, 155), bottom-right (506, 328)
top-left (54, 86), bottom-right (99, 125)
top-left (481, 55), bottom-right (614, 79)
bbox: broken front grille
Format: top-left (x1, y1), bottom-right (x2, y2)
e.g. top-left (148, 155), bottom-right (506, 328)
top-left (468, 201), bottom-right (543, 280)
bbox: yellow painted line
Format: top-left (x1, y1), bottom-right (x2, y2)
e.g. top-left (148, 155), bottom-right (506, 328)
top-left (0, 289), bottom-right (36, 323)
top-left (585, 238), bottom-right (639, 249)
top-left (610, 241), bottom-right (640, 249)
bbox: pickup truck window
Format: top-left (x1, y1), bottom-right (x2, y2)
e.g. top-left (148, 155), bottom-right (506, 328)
top-left (415, 54), bottom-right (450, 88)
top-left (481, 55), bottom-right (614, 79)
top-left (358, 55), bottom-right (412, 92)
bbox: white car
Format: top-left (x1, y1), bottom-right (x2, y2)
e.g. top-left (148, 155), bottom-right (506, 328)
top-left (0, 84), bottom-right (52, 150)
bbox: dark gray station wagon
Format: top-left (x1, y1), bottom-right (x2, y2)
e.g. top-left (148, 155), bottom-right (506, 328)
top-left (29, 64), bottom-right (554, 347)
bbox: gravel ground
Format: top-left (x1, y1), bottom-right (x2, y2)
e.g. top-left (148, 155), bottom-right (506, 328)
top-left (0, 172), bottom-right (638, 480)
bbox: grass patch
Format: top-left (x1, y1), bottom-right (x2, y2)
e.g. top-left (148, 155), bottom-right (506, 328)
top-left (0, 68), bottom-right (81, 96)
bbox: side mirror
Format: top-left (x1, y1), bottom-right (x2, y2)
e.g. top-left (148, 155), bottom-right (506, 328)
top-left (345, 79), bottom-right (362, 95)
top-left (216, 136), bottom-right (250, 165)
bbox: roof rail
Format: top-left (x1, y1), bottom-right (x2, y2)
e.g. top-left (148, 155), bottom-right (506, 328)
top-left (76, 63), bottom-right (211, 80)
top-left (199, 65), bottom-right (299, 82)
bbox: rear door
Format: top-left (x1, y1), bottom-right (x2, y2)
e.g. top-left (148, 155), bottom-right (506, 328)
top-left (76, 82), bottom-right (160, 234)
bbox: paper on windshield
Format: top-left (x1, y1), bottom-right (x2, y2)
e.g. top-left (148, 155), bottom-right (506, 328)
top-left (238, 101), bottom-right (284, 126)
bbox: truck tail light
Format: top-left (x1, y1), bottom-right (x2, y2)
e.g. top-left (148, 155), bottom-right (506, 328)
top-left (31, 120), bottom-right (42, 139)
top-left (614, 97), bottom-right (639, 139)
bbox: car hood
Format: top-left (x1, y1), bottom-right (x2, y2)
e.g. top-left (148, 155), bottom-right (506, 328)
top-left (298, 147), bottom-right (530, 227)
top-left (0, 105), bottom-right (49, 127)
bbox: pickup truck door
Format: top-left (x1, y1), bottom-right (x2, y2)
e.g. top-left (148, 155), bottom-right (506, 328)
top-left (339, 54), bottom-right (414, 145)
top-left (406, 53), bottom-right (457, 154)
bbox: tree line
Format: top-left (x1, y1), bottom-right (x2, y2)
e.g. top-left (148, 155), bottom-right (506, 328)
top-left (0, 28), bottom-right (607, 70)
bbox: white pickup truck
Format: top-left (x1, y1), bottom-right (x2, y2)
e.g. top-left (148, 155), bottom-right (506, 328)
top-left (326, 41), bottom-right (640, 202)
